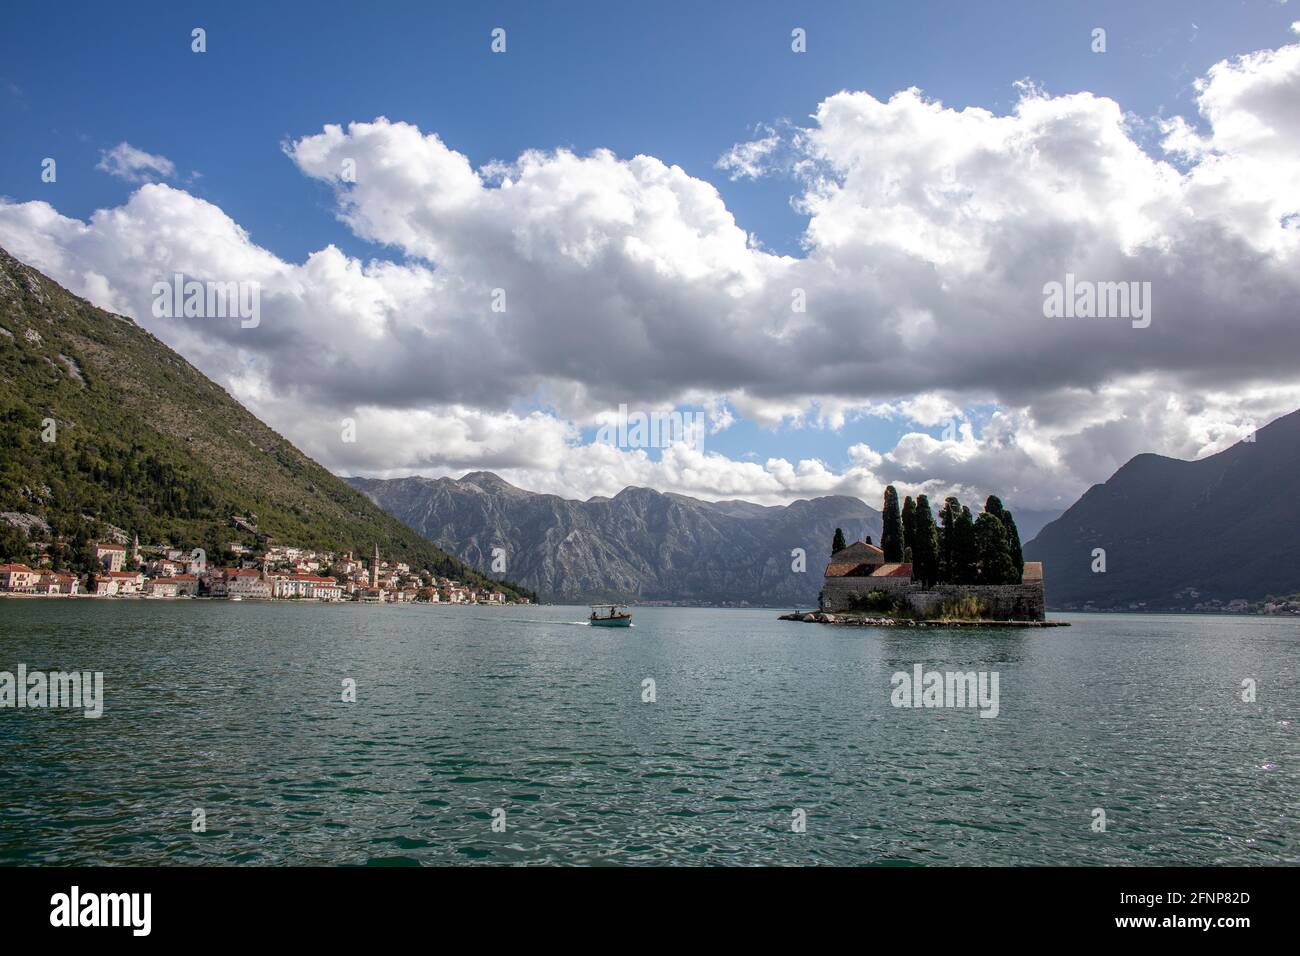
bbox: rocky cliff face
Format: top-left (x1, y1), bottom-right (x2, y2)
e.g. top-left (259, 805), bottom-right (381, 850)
top-left (347, 472), bottom-right (882, 606)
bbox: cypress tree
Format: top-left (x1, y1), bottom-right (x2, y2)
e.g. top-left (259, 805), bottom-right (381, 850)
top-left (832, 527), bottom-right (846, 554)
top-left (910, 494), bottom-right (940, 588)
top-left (984, 495), bottom-right (1023, 581)
top-left (954, 505), bottom-right (977, 584)
top-left (938, 496), bottom-right (962, 583)
top-left (974, 511), bottom-right (1016, 584)
top-left (1002, 510), bottom-right (1024, 580)
top-left (901, 496), bottom-right (915, 558)
top-left (880, 486), bottom-right (904, 562)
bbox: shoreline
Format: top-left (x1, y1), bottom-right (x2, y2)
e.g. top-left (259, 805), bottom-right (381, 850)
top-left (0, 592), bottom-right (517, 606)
top-left (779, 610), bottom-right (1070, 628)
top-left (1, 591), bottom-right (1279, 619)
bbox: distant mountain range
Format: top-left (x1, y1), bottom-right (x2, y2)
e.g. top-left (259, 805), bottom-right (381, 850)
top-left (355, 414), bottom-right (1300, 611)
top-left (1025, 408), bottom-right (1300, 610)
top-left (347, 473), bottom-right (882, 606)
top-left (0, 245), bottom-right (531, 600)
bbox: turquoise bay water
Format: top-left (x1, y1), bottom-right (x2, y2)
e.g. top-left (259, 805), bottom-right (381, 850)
top-left (0, 602), bottom-right (1295, 866)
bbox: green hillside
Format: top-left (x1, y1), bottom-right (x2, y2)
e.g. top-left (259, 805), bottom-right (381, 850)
top-left (0, 245), bottom-right (533, 600)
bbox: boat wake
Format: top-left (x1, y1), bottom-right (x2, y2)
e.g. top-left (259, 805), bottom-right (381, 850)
top-left (466, 617), bottom-right (634, 627)
top-left (472, 617), bottom-right (593, 627)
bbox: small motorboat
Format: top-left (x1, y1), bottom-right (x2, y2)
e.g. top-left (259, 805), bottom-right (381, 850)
top-left (589, 604), bottom-right (632, 627)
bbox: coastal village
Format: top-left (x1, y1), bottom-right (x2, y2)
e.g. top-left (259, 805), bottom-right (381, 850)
top-left (0, 530), bottom-right (517, 605)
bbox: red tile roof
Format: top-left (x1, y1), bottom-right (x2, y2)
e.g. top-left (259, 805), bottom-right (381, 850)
top-left (870, 562), bottom-right (913, 578)
top-left (831, 540), bottom-right (884, 560)
top-left (826, 561), bottom-right (884, 577)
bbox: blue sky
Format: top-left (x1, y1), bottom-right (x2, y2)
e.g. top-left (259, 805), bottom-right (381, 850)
top-left (5, 0), bottom-right (1288, 260)
top-left (2, 1), bottom-right (1298, 510)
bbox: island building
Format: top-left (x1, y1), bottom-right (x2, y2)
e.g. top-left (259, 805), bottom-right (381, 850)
top-left (820, 537), bottom-right (1046, 621)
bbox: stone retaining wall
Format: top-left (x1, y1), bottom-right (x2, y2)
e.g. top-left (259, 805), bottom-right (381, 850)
top-left (820, 576), bottom-right (1045, 621)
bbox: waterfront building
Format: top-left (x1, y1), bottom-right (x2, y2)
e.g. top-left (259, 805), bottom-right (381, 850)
top-left (94, 543), bottom-right (126, 572)
top-left (0, 563), bottom-right (40, 592)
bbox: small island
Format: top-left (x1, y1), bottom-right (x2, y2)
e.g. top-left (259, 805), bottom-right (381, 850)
top-left (782, 487), bottom-right (1067, 627)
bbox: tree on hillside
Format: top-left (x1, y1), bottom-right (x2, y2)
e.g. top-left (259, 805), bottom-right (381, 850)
top-left (0, 523), bottom-right (30, 564)
top-left (880, 486), bottom-right (903, 562)
top-left (832, 527), bottom-right (846, 554)
top-left (1002, 510), bottom-right (1024, 579)
top-left (984, 495), bottom-right (1006, 521)
top-left (201, 525), bottom-right (229, 568)
top-left (938, 496), bottom-right (962, 582)
top-left (910, 494), bottom-right (940, 588)
top-left (44, 516), bottom-right (97, 575)
top-left (975, 511), bottom-right (1016, 584)
top-left (49, 532), bottom-right (65, 572)
top-left (901, 496), bottom-right (915, 559)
